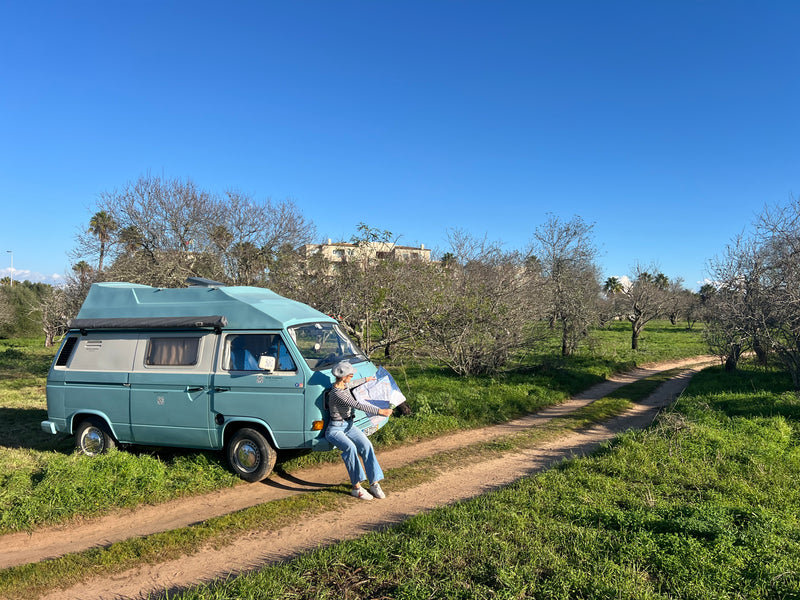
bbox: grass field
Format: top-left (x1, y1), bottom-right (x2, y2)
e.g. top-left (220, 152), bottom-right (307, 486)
top-left (164, 363), bottom-right (800, 600)
top-left (0, 354), bottom-right (703, 598)
top-left (4, 323), bottom-right (797, 599)
top-left (0, 321), bottom-right (706, 534)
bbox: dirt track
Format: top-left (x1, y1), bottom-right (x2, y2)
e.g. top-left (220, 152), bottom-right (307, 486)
top-left (2, 356), bottom-right (717, 600)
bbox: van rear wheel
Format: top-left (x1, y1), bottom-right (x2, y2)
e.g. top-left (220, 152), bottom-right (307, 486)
top-left (226, 428), bottom-right (276, 482)
top-left (75, 418), bottom-right (117, 456)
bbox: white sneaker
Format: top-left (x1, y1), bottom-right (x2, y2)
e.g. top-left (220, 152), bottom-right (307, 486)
top-left (351, 486), bottom-right (373, 500)
top-left (369, 482), bottom-right (386, 499)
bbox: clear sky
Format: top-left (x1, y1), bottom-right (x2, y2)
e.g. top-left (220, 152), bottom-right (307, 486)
top-left (2, 1), bottom-right (798, 290)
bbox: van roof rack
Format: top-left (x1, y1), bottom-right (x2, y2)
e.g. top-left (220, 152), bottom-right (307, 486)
top-left (186, 277), bottom-right (227, 288)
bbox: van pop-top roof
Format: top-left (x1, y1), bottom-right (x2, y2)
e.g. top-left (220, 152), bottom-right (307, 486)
top-left (69, 281), bottom-right (335, 332)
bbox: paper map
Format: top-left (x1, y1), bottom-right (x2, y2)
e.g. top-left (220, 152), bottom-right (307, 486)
top-left (352, 366), bottom-right (407, 429)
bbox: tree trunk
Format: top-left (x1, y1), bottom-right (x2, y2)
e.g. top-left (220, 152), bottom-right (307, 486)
top-left (753, 338), bottom-right (768, 365)
top-left (725, 344), bottom-right (741, 372)
top-left (631, 324), bottom-right (641, 350)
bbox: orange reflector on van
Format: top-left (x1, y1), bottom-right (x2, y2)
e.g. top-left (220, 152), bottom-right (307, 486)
top-left (311, 420), bottom-right (324, 431)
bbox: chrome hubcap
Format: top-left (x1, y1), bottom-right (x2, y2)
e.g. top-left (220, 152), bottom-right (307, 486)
top-left (235, 440), bottom-right (260, 472)
top-left (82, 428), bottom-right (103, 455)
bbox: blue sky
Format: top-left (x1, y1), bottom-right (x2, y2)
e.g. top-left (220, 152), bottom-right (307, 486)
top-left (1, 1), bottom-right (798, 290)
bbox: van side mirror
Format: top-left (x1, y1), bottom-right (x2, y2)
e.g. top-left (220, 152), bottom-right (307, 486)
top-left (258, 355), bottom-right (276, 372)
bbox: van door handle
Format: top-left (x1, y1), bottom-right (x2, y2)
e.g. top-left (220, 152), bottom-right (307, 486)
top-left (213, 387), bottom-right (230, 393)
top-left (187, 386), bottom-right (205, 392)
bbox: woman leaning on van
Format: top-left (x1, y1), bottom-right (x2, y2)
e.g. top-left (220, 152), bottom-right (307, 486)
top-left (326, 361), bottom-right (393, 500)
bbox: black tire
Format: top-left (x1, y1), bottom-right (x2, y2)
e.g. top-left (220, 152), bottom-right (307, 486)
top-left (75, 417), bottom-right (117, 456)
top-left (226, 427), bottom-right (277, 482)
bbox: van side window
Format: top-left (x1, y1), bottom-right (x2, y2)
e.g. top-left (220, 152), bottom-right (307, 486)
top-left (226, 334), bottom-right (296, 372)
top-left (145, 337), bottom-right (201, 366)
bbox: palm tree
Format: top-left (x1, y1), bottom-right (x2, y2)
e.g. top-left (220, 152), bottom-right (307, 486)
top-left (699, 282), bottom-right (716, 303)
top-left (603, 276), bottom-right (623, 296)
top-left (440, 252), bottom-right (457, 268)
top-left (88, 211), bottom-right (117, 272)
top-left (72, 260), bottom-right (93, 286)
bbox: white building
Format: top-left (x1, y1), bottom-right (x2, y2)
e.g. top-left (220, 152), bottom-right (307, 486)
top-left (301, 240), bottom-right (431, 265)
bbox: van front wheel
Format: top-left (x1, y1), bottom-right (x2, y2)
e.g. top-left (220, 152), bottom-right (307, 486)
top-left (75, 418), bottom-right (117, 456)
top-left (226, 428), bottom-right (276, 482)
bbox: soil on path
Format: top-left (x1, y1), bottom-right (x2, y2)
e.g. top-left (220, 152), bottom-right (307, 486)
top-left (3, 356), bottom-right (717, 600)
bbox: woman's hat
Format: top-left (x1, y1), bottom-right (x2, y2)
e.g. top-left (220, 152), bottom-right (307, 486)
top-left (331, 361), bottom-right (355, 378)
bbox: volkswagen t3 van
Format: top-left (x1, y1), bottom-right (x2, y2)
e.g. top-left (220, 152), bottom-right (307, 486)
top-left (41, 279), bottom-right (384, 481)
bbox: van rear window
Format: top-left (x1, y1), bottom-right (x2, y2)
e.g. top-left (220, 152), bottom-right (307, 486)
top-left (145, 337), bottom-right (200, 366)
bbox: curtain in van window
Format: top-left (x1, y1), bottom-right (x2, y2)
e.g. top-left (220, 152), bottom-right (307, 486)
top-left (145, 337), bottom-right (200, 366)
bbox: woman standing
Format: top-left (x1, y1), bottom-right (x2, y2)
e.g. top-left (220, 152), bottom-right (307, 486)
top-left (326, 361), bottom-right (393, 500)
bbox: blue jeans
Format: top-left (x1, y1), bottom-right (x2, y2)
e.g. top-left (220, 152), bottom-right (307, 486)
top-left (325, 420), bottom-right (384, 487)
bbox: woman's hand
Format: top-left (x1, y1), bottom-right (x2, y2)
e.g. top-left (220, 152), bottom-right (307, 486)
top-left (378, 408), bottom-right (393, 417)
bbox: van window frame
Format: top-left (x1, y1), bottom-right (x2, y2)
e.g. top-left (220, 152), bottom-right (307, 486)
top-left (143, 335), bottom-right (202, 367)
top-left (223, 333), bottom-right (298, 373)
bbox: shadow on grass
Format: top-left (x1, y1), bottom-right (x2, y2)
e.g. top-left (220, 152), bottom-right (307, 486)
top-left (1, 407), bottom-right (320, 483)
top-left (687, 364), bottom-right (800, 421)
top-left (0, 407), bottom-right (73, 451)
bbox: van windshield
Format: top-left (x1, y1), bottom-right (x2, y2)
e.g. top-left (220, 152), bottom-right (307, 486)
top-left (288, 322), bottom-right (367, 371)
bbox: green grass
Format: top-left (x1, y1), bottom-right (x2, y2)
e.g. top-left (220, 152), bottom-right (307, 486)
top-left (7, 326), bottom-right (793, 600)
top-left (0, 338), bottom-right (242, 533)
top-left (0, 358), bottom-right (690, 600)
top-left (527, 319), bottom-right (707, 374)
top-left (161, 363), bottom-right (800, 600)
top-left (0, 322), bottom-right (705, 534)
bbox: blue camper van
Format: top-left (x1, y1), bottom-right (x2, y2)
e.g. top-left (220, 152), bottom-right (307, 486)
top-left (41, 279), bottom-right (384, 482)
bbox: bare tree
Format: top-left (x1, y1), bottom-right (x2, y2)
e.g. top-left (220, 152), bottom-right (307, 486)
top-left (665, 277), bottom-right (688, 326)
top-left (72, 174), bottom-right (315, 288)
top-left (529, 215), bottom-right (600, 356)
top-left (705, 233), bottom-right (770, 371)
top-left (413, 230), bottom-right (538, 376)
top-left (218, 191), bottom-right (316, 284)
top-left (619, 264), bottom-right (671, 350)
top-left (40, 285), bottom-right (68, 347)
top-left (714, 199), bottom-right (800, 385)
top-left (682, 290), bottom-right (702, 330)
top-left (268, 225), bottom-right (422, 359)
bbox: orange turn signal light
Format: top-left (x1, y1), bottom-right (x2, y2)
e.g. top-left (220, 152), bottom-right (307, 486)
top-left (311, 420), bottom-right (325, 431)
